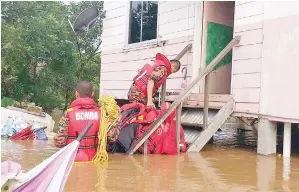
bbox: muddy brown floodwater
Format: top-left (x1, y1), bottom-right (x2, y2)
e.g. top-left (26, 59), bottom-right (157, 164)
top-left (1, 139), bottom-right (299, 192)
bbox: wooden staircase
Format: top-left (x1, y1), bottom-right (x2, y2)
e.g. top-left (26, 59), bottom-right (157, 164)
top-left (187, 96), bottom-right (235, 152)
top-left (125, 36), bottom-right (241, 155)
top-left (166, 93), bottom-right (235, 151)
top-left (166, 93), bottom-right (231, 126)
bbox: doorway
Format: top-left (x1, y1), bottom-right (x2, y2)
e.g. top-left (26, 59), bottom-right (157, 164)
top-left (199, 1), bottom-right (235, 94)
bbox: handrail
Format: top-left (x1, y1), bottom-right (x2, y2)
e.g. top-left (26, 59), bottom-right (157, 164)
top-left (160, 43), bottom-right (193, 104)
top-left (126, 36), bottom-right (241, 155)
top-left (175, 43), bottom-right (193, 60)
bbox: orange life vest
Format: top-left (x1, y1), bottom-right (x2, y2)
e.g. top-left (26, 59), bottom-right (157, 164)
top-left (133, 53), bottom-right (171, 95)
top-left (66, 98), bottom-right (100, 162)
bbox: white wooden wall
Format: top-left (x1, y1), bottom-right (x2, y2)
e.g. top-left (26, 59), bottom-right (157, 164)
top-left (259, 2), bottom-right (299, 121)
top-left (232, 1), bottom-right (264, 116)
top-left (100, 1), bottom-right (195, 99)
top-left (232, 1), bottom-right (299, 122)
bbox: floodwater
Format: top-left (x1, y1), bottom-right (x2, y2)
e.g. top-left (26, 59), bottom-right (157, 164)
top-left (2, 138), bottom-right (299, 192)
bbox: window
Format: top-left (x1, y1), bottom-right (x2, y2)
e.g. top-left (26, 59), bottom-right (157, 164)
top-left (128, 1), bottom-right (158, 44)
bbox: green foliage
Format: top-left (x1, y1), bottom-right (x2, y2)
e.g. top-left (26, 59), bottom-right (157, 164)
top-left (1, 97), bottom-right (15, 107)
top-left (1, 1), bottom-right (104, 111)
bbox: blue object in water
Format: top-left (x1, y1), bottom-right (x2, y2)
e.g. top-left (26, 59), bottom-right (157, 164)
top-left (34, 127), bottom-right (48, 140)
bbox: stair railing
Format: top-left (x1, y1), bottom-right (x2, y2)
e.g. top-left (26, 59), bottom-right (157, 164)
top-left (126, 36), bottom-right (241, 155)
top-left (160, 43), bottom-right (193, 104)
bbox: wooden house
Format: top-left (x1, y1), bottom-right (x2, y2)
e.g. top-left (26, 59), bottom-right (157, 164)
top-left (100, 1), bottom-right (299, 156)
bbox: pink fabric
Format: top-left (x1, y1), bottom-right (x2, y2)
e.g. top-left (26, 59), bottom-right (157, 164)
top-left (1, 160), bottom-right (22, 187)
top-left (13, 142), bottom-right (78, 192)
top-left (136, 102), bottom-right (187, 155)
top-left (1, 160), bottom-right (22, 175)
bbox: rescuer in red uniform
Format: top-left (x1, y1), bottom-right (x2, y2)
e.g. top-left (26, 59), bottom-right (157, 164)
top-left (127, 53), bottom-right (181, 108)
top-left (54, 81), bottom-right (116, 162)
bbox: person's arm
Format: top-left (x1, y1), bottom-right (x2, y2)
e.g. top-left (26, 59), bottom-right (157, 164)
top-left (54, 111), bottom-right (69, 148)
top-left (147, 66), bottom-right (167, 107)
top-left (146, 79), bottom-right (155, 107)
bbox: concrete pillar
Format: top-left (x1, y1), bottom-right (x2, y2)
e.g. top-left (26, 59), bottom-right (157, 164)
top-left (283, 122), bottom-right (292, 157)
top-left (257, 119), bottom-right (277, 155)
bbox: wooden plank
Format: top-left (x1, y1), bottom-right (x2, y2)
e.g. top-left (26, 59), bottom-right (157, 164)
top-left (101, 46), bottom-right (162, 64)
top-left (143, 140), bottom-right (148, 155)
top-left (232, 73), bottom-right (261, 89)
top-left (159, 17), bottom-right (195, 36)
top-left (165, 93), bottom-right (231, 102)
top-left (203, 76), bottom-right (209, 129)
top-left (101, 53), bottom-right (193, 72)
top-left (100, 65), bottom-right (192, 80)
top-left (159, 1), bottom-right (192, 14)
top-left (104, 6), bottom-right (126, 20)
top-left (100, 34), bottom-right (124, 47)
top-left (235, 1), bottom-right (254, 6)
top-left (101, 89), bottom-right (128, 100)
top-left (101, 25), bottom-right (126, 38)
top-left (101, 35), bottom-right (194, 56)
top-left (232, 58), bottom-right (261, 74)
top-left (101, 78), bottom-right (192, 90)
top-left (159, 5), bottom-right (195, 25)
top-left (162, 99), bottom-right (225, 109)
top-left (187, 98), bottom-right (235, 152)
top-left (161, 29), bottom-right (194, 41)
top-left (233, 44), bottom-right (263, 60)
top-left (234, 29), bottom-right (263, 46)
top-left (100, 43), bottom-right (124, 52)
top-left (233, 88), bottom-right (260, 103)
top-left (189, 93), bottom-right (231, 102)
top-left (161, 83), bottom-right (166, 104)
top-left (183, 101), bottom-right (225, 109)
top-left (233, 112), bottom-right (258, 118)
top-left (235, 2), bottom-right (263, 19)
top-left (235, 102), bottom-right (259, 114)
top-left (234, 21), bottom-right (263, 33)
top-left (263, 2), bottom-right (299, 20)
top-left (234, 14), bottom-right (264, 31)
top-left (101, 38), bottom-right (193, 64)
top-left (103, 16), bottom-right (126, 29)
top-left (175, 103), bottom-right (183, 153)
top-left (175, 44), bottom-right (192, 60)
top-left (101, 89), bottom-right (182, 100)
top-left (104, 1), bottom-right (126, 11)
top-left (125, 36), bottom-right (241, 155)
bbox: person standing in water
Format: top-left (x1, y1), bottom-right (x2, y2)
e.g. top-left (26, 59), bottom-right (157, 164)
top-left (54, 81), bottom-right (118, 162)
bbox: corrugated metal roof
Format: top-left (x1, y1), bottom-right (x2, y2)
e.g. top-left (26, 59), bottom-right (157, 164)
top-left (181, 108), bottom-right (218, 127)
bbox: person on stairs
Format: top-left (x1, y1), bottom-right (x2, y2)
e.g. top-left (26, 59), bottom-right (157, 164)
top-left (127, 53), bottom-right (181, 109)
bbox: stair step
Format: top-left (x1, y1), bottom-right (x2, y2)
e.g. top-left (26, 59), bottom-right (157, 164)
top-left (183, 128), bottom-right (202, 145)
top-left (181, 108), bottom-right (218, 127)
top-left (187, 98), bottom-right (235, 152)
top-left (165, 93), bottom-right (232, 109)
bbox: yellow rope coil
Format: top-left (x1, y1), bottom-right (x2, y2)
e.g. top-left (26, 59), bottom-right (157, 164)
top-left (92, 95), bottom-right (120, 163)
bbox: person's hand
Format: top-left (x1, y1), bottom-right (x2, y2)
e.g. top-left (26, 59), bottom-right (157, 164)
top-left (146, 100), bottom-right (156, 109)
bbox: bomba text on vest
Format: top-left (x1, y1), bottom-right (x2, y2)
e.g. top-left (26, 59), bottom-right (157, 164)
top-left (75, 112), bottom-right (99, 120)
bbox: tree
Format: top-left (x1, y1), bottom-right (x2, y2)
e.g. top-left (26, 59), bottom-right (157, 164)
top-left (1, 1), bottom-right (104, 111)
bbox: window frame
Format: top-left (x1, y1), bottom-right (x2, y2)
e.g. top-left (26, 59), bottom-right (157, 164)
top-left (124, 1), bottom-right (159, 50)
